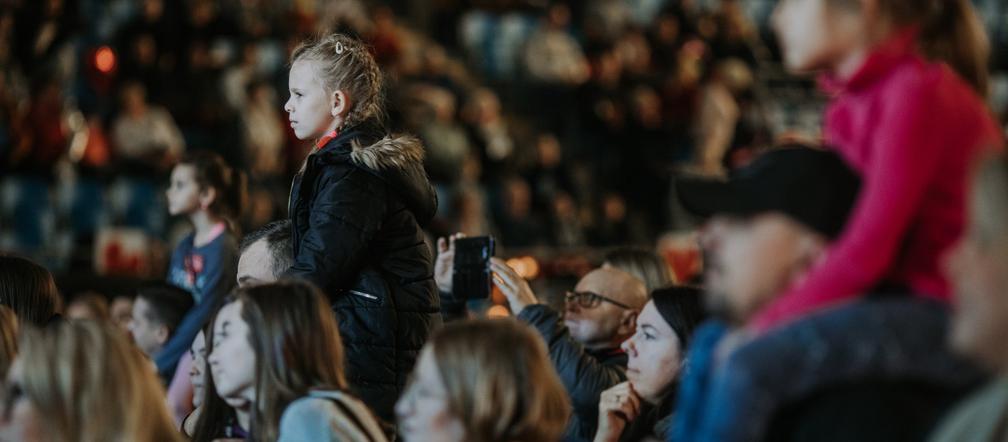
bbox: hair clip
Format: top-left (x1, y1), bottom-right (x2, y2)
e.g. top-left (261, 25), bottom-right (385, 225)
top-left (335, 42), bottom-right (345, 54)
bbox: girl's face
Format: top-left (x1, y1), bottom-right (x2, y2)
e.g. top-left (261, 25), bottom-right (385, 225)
top-left (189, 330), bottom-right (207, 408)
top-left (0, 359), bottom-right (45, 441)
top-left (284, 59), bottom-right (339, 140)
top-left (166, 164), bottom-right (201, 216)
top-left (771, 0), bottom-right (866, 74)
top-left (395, 348), bottom-right (466, 442)
top-left (621, 301), bottom-right (683, 404)
top-left (207, 302), bottom-right (256, 404)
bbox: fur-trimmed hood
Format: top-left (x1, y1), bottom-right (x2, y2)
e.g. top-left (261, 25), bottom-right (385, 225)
top-left (317, 122), bottom-right (437, 224)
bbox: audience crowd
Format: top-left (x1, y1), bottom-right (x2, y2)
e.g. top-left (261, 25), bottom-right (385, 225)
top-left (0, 0), bottom-right (1008, 441)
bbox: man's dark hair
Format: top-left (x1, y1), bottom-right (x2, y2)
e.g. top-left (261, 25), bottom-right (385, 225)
top-left (136, 284), bottom-right (194, 336)
top-left (240, 219), bottom-right (294, 277)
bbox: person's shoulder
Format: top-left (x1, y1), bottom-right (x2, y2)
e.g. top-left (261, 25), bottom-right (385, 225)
top-left (930, 380), bottom-right (1008, 442)
top-left (279, 391), bottom-right (387, 442)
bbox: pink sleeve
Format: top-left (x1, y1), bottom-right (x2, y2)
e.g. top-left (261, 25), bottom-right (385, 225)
top-left (751, 80), bottom-right (945, 331)
top-left (166, 352), bottom-right (194, 428)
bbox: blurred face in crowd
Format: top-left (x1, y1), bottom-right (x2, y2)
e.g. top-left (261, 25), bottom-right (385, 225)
top-left (947, 160), bottom-right (1008, 371)
top-left (189, 330), bottom-right (207, 408)
top-left (564, 268), bottom-right (645, 350)
top-left (622, 300), bottom-right (683, 404)
top-left (128, 297), bottom-right (168, 357)
top-left (284, 59), bottom-right (339, 140)
top-left (0, 359), bottom-right (45, 441)
top-left (166, 164), bottom-right (201, 216)
top-left (771, 0), bottom-right (866, 74)
top-left (207, 301), bottom-right (256, 404)
top-left (110, 296), bottom-right (134, 333)
top-left (237, 239), bottom-right (278, 288)
top-left (702, 214), bottom-right (826, 323)
top-left (395, 347), bottom-right (466, 442)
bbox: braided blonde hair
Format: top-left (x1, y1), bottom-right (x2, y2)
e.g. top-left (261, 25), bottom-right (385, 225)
top-left (290, 33), bottom-right (385, 128)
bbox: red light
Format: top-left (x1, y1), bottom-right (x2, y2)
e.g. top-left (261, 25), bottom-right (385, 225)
top-left (95, 46), bottom-right (116, 73)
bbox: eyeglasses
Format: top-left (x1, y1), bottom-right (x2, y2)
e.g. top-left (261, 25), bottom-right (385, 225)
top-left (564, 291), bottom-right (632, 309)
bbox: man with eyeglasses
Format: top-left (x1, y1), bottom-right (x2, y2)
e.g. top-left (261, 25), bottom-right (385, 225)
top-left (491, 258), bottom-right (648, 442)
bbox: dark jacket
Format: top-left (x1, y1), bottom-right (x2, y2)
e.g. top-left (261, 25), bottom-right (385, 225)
top-left (285, 119), bottom-right (441, 425)
top-left (518, 304), bottom-right (628, 442)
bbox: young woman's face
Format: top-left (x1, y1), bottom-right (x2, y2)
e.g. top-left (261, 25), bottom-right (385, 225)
top-left (395, 348), bottom-right (466, 442)
top-left (166, 164), bottom-right (201, 216)
top-left (284, 59), bottom-right (338, 140)
top-left (0, 359), bottom-right (45, 441)
top-left (622, 301), bottom-right (683, 403)
top-left (771, 0), bottom-right (865, 73)
top-left (207, 301), bottom-right (256, 404)
top-left (189, 330), bottom-right (207, 408)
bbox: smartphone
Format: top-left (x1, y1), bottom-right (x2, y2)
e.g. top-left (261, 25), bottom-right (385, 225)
top-left (452, 236), bottom-right (495, 300)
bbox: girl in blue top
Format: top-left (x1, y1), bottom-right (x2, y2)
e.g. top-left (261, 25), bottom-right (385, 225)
top-left (162, 151), bottom-right (245, 379)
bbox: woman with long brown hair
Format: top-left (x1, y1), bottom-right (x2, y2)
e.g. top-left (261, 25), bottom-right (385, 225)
top-left (206, 280), bottom-right (385, 442)
top-left (395, 318), bottom-right (571, 442)
top-left (0, 320), bottom-right (181, 442)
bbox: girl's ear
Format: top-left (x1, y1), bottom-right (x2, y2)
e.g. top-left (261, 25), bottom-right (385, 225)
top-left (199, 186), bottom-right (217, 210)
top-left (331, 90), bottom-right (351, 119)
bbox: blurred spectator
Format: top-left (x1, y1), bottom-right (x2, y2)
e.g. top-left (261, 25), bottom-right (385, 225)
top-left (128, 284), bottom-right (193, 362)
top-left (0, 255), bottom-right (63, 326)
top-left (688, 59), bottom-right (752, 177)
top-left (161, 152), bottom-right (243, 381)
top-left (933, 154), bottom-right (1008, 441)
top-left (496, 177), bottom-right (546, 248)
top-left (65, 292), bottom-right (110, 322)
top-left (396, 318), bottom-right (571, 442)
top-left (672, 148), bottom-right (981, 442)
top-left (460, 88), bottom-right (516, 183)
top-left (0, 321), bottom-right (181, 442)
top-left (523, 3), bottom-right (590, 86)
top-left (418, 85), bottom-right (472, 185)
top-left (491, 259), bottom-right (647, 441)
top-left (111, 81), bottom-right (184, 173)
top-left (241, 79), bottom-right (286, 180)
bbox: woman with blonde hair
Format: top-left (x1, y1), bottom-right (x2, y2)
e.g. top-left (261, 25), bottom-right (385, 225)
top-left (395, 318), bottom-right (571, 442)
top-left (0, 320), bottom-right (181, 442)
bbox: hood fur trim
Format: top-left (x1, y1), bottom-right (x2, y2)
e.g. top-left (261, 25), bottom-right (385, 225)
top-left (349, 134), bottom-right (425, 171)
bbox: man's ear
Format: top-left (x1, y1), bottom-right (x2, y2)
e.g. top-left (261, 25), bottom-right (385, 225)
top-left (155, 325), bottom-right (171, 347)
top-left (790, 234), bottom-right (829, 282)
top-left (618, 310), bottom-right (638, 336)
top-left (331, 90), bottom-right (351, 119)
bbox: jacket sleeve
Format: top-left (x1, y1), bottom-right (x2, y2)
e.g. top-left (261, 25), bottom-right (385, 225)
top-left (157, 240), bottom-right (236, 377)
top-left (518, 305), bottom-right (626, 423)
top-left (751, 76), bottom-right (947, 330)
top-left (285, 169), bottom-right (387, 292)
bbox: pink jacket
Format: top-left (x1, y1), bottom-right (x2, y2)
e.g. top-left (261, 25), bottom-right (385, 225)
top-left (753, 29), bottom-right (1004, 330)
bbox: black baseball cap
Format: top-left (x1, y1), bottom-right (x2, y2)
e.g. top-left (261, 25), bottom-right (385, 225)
top-left (676, 146), bottom-right (861, 239)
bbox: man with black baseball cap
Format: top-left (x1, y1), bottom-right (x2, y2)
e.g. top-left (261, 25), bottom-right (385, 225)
top-left (669, 146), bottom-right (982, 442)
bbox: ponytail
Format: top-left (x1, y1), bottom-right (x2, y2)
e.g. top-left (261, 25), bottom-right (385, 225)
top-left (177, 151), bottom-right (247, 233)
top-left (827, 0), bottom-right (990, 96)
top-left (918, 0), bottom-right (990, 97)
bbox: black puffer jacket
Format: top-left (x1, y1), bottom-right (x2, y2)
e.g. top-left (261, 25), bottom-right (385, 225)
top-left (285, 119), bottom-right (441, 425)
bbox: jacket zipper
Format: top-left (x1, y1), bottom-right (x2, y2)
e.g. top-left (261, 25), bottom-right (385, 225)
top-left (348, 289), bottom-right (379, 301)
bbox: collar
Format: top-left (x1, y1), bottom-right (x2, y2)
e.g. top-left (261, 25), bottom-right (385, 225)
top-left (314, 129), bottom-right (340, 151)
top-left (819, 26), bottom-right (920, 94)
